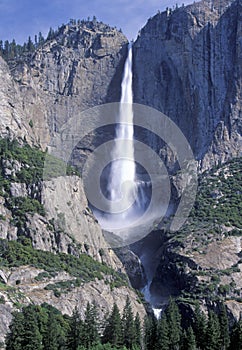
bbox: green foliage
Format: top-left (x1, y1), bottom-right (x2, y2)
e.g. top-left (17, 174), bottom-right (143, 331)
top-left (7, 196), bottom-right (45, 227)
top-left (102, 303), bottom-right (122, 347)
top-left (156, 314), bottom-right (169, 350)
top-left (6, 305), bottom-right (43, 350)
top-left (67, 307), bottom-right (82, 350)
top-left (133, 313), bottom-right (142, 349)
top-left (6, 304), bottom-right (68, 350)
top-left (191, 157), bottom-right (242, 229)
top-left (44, 279), bottom-right (81, 296)
top-left (0, 239), bottom-right (128, 287)
top-left (143, 316), bottom-right (156, 350)
top-left (165, 297), bottom-right (182, 349)
top-left (5, 300), bottom-right (240, 350)
top-left (0, 138), bottom-right (79, 190)
top-left (193, 303), bottom-right (207, 349)
top-left (122, 297), bottom-right (136, 349)
top-left (219, 303), bottom-right (230, 350)
top-left (230, 318), bottom-right (242, 350)
top-left (206, 311), bottom-right (221, 350)
top-left (183, 326), bottom-right (197, 350)
top-left (29, 120), bottom-right (34, 128)
top-left (82, 302), bottom-right (100, 348)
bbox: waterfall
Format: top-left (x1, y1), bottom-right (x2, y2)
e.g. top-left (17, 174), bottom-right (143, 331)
top-left (108, 43), bottom-right (137, 214)
top-left (91, 44), bottom-right (161, 318)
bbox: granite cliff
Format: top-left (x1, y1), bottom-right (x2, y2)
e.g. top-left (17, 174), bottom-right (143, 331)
top-left (0, 21), bottom-right (145, 346)
top-left (129, 0), bottom-right (242, 321)
top-left (133, 0), bottom-right (241, 171)
top-left (0, 0), bottom-right (241, 345)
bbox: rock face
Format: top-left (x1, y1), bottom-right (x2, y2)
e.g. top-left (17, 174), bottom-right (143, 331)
top-left (0, 1), bottom-right (241, 343)
top-left (133, 0), bottom-right (241, 171)
top-left (0, 266), bottom-right (146, 345)
top-left (11, 21), bottom-right (128, 149)
top-left (0, 57), bottom-right (34, 143)
top-left (41, 176), bottom-right (123, 268)
top-left (130, 157), bottom-right (242, 320)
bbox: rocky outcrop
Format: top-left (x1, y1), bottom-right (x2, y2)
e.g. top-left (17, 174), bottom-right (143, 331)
top-left (0, 57), bottom-right (35, 143)
top-left (129, 158), bottom-right (242, 320)
top-left (133, 0), bottom-right (241, 171)
top-left (41, 176), bottom-right (123, 269)
top-left (11, 21), bottom-right (128, 149)
top-left (0, 265), bottom-right (146, 345)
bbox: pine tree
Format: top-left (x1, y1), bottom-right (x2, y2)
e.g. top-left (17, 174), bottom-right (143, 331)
top-left (26, 36), bottom-right (35, 52)
top-left (82, 302), bottom-right (100, 348)
top-left (219, 304), bottom-right (230, 350)
top-left (206, 311), bottom-right (221, 350)
top-left (165, 298), bottom-right (182, 350)
top-left (156, 313), bottom-right (169, 350)
top-left (193, 304), bottom-right (207, 350)
top-left (143, 316), bottom-right (156, 350)
top-left (184, 326), bottom-right (197, 350)
top-left (43, 308), bottom-right (67, 350)
top-left (102, 303), bottom-right (122, 347)
top-left (230, 318), bottom-right (242, 350)
top-left (47, 27), bottom-right (55, 41)
top-left (0, 40), bottom-right (3, 54)
top-left (134, 313), bottom-right (142, 349)
top-left (9, 39), bottom-right (17, 59)
top-left (5, 311), bottom-right (25, 350)
top-left (67, 307), bottom-right (82, 350)
top-left (4, 40), bottom-right (10, 60)
top-left (21, 305), bottom-right (43, 350)
top-left (122, 297), bottom-right (135, 349)
top-left (38, 32), bottom-right (45, 46)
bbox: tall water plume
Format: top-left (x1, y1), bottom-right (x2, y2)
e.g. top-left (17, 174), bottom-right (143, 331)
top-left (108, 43), bottom-right (137, 214)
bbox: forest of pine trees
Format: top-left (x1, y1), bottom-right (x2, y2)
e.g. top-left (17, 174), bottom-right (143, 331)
top-left (5, 297), bottom-right (242, 350)
top-left (0, 32), bottom-right (45, 61)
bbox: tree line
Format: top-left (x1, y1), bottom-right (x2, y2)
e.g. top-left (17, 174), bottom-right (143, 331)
top-left (5, 298), bottom-right (242, 350)
top-left (0, 16), bottom-right (113, 62)
top-left (0, 33), bottom-right (45, 61)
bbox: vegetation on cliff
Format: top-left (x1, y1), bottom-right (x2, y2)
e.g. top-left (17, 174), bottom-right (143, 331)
top-left (0, 238), bottom-right (128, 289)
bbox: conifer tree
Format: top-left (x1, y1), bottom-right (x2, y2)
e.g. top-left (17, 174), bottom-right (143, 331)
top-left (102, 303), bottom-right (122, 347)
top-left (193, 303), bottom-right (207, 349)
top-left (5, 311), bottom-right (25, 350)
top-left (219, 304), bottom-right (230, 350)
top-left (134, 313), bottom-right (142, 349)
top-left (4, 40), bottom-right (10, 60)
top-left (47, 27), bottom-right (55, 41)
top-left (183, 326), bottom-right (197, 350)
top-left (21, 305), bottom-right (43, 350)
top-left (143, 316), bottom-right (156, 350)
top-left (38, 32), bottom-right (45, 46)
top-left (67, 307), bottom-right (82, 350)
top-left (26, 36), bottom-right (35, 52)
top-left (156, 313), bottom-right (169, 350)
top-left (206, 311), bottom-right (221, 350)
top-left (122, 297), bottom-right (135, 349)
top-left (43, 308), bottom-right (67, 350)
top-left (82, 302), bottom-right (100, 348)
top-left (165, 298), bottom-right (182, 350)
top-left (230, 318), bottom-right (242, 350)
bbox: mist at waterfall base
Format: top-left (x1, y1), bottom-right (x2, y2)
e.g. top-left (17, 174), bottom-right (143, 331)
top-left (91, 44), bottom-right (163, 318)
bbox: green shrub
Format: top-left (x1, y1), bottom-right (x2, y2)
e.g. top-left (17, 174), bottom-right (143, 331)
top-left (0, 239), bottom-right (128, 287)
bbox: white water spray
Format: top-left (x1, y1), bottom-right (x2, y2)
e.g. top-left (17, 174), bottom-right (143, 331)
top-left (108, 43), bottom-right (137, 213)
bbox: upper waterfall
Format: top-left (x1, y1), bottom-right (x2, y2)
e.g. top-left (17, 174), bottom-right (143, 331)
top-left (108, 43), bottom-right (136, 212)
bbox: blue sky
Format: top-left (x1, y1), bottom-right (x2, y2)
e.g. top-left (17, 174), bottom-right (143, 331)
top-left (0, 0), bottom-right (194, 43)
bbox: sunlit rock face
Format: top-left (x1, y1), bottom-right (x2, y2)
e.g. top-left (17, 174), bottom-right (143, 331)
top-left (10, 21), bottom-right (128, 150)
